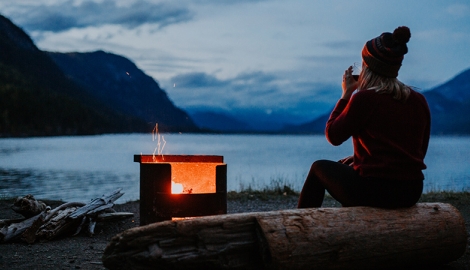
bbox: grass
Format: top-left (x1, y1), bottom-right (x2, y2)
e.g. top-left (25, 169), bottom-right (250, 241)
top-left (229, 178), bottom-right (470, 204)
top-left (419, 191), bottom-right (470, 204)
top-left (228, 177), bottom-right (299, 201)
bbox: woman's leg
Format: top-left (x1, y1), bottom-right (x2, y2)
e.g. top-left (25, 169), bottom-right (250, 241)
top-left (297, 159), bottom-right (361, 208)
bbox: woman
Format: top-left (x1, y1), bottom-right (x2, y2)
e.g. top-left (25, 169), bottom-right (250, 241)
top-left (297, 26), bottom-right (431, 209)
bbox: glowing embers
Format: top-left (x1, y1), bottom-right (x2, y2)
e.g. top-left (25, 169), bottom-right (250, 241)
top-left (135, 155), bottom-right (227, 225)
top-left (170, 162), bottom-right (218, 194)
top-left (171, 181), bottom-right (184, 194)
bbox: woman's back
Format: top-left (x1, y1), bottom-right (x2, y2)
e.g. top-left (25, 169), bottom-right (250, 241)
top-left (342, 89), bottom-right (431, 180)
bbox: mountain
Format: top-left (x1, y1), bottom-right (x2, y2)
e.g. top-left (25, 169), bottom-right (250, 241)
top-left (189, 110), bottom-right (252, 132)
top-left (47, 50), bottom-right (199, 133)
top-left (281, 112), bottom-right (329, 134)
top-left (427, 68), bottom-right (470, 102)
top-left (188, 107), bottom-right (321, 133)
top-left (0, 14), bottom-right (198, 137)
top-left (283, 68), bottom-right (470, 135)
top-left (422, 68), bottom-right (470, 134)
top-left (0, 15), bottom-right (147, 136)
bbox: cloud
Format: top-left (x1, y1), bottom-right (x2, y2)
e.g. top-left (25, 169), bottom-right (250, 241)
top-left (172, 72), bottom-right (229, 88)
top-left (232, 71), bottom-right (277, 85)
top-left (446, 3), bottom-right (470, 18)
top-left (2, 0), bottom-right (468, 123)
top-left (165, 70), bottom-right (339, 121)
top-left (8, 0), bottom-right (193, 32)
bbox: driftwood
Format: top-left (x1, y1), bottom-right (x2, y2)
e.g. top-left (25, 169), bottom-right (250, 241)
top-left (102, 203), bottom-right (467, 270)
top-left (0, 188), bottom-right (133, 243)
top-left (0, 210), bottom-right (47, 243)
top-left (11, 194), bottom-right (47, 218)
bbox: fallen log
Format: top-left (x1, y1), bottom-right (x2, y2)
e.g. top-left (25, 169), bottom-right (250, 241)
top-left (102, 203), bottom-right (467, 270)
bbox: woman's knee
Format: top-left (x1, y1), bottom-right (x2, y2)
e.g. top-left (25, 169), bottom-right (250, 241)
top-left (310, 159), bottom-right (333, 171)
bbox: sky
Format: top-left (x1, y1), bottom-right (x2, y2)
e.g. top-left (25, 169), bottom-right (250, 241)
top-left (1, 0), bottom-right (470, 124)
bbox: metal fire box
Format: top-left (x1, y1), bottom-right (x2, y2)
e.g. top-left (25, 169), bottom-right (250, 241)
top-left (134, 154), bottom-right (227, 225)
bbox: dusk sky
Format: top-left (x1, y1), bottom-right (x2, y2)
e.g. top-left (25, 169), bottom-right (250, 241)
top-left (1, 0), bottom-right (469, 123)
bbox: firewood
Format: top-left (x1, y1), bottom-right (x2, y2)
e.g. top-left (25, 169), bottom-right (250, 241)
top-left (35, 189), bottom-right (124, 240)
top-left (44, 202), bottom-right (86, 220)
top-left (68, 188), bottom-right (124, 220)
top-left (88, 218), bottom-right (97, 236)
top-left (0, 210), bottom-right (46, 242)
top-left (102, 203), bottom-right (467, 270)
top-left (36, 206), bottom-right (82, 240)
top-left (1, 189), bottom-right (128, 243)
top-left (97, 212), bottom-right (134, 222)
top-left (21, 213), bottom-right (46, 244)
top-left (0, 218), bottom-right (27, 227)
top-left (11, 194), bottom-right (47, 218)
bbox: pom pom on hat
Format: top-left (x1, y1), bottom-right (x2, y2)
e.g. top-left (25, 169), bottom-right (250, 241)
top-left (362, 26), bottom-right (411, 78)
top-left (393, 26), bottom-right (411, 44)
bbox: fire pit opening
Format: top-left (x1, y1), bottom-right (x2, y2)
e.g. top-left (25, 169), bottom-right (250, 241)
top-left (134, 155), bottom-right (227, 225)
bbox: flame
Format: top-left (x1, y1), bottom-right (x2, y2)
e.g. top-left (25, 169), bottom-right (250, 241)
top-left (171, 181), bottom-right (184, 194)
top-left (152, 123), bottom-right (166, 161)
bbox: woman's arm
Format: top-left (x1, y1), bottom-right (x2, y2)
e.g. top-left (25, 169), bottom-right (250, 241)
top-left (326, 91), bottom-right (374, 146)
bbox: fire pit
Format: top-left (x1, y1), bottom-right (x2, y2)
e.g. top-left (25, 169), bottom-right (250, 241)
top-left (134, 154), bottom-right (227, 225)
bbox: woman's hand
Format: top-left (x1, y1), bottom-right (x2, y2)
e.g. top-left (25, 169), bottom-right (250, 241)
top-left (341, 66), bottom-right (359, 100)
top-left (338, 155), bottom-right (354, 166)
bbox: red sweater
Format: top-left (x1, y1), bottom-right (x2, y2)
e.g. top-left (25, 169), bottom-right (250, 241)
top-left (326, 89), bottom-right (431, 181)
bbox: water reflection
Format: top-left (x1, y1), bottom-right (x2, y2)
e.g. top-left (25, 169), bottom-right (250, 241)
top-left (0, 134), bottom-right (469, 202)
top-left (0, 168), bottom-right (138, 202)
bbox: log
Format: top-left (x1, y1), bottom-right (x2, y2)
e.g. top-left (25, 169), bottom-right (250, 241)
top-left (102, 203), bottom-right (467, 270)
top-left (256, 203), bottom-right (467, 269)
top-left (103, 211), bottom-right (263, 269)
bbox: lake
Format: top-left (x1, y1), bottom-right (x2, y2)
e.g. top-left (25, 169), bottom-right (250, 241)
top-left (0, 134), bottom-right (469, 203)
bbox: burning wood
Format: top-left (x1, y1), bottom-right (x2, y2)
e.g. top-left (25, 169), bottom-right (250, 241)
top-left (0, 188), bottom-right (133, 244)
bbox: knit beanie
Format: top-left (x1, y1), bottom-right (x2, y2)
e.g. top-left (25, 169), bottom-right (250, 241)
top-left (362, 26), bottom-right (411, 78)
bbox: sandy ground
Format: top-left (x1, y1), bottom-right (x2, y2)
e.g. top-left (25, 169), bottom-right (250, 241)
top-left (0, 192), bottom-right (469, 269)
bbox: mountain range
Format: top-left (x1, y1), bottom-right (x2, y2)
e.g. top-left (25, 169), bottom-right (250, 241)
top-left (0, 14), bottom-right (198, 137)
top-left (1, 13), bottom-right (469, 136)
top-left (47, 50), bottom-right (198, 133)
top-left (189, 68), bottom-right (470, 135)
top-left (274, 68), bottom-right (470, 135)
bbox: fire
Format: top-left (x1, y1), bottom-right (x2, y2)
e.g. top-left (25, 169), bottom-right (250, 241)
top-left (135, 154), bottom-right (226, 224)
top-left (152, 123), bottom-right (166, 161)
top-left (171, 163), bottom-right (216, 194)
top-left (171, 181), bottom-right (184, 194)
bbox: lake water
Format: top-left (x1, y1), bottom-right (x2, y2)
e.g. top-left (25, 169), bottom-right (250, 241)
top-left (0, 134), bottom-right (469, 203)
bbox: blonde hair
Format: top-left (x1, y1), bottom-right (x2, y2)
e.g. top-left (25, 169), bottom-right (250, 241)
top-left (358, 66), bottom-right (411, 102)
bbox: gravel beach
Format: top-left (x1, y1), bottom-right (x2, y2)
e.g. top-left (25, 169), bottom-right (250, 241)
top-left (0, 192), bottom-right (469, 269)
